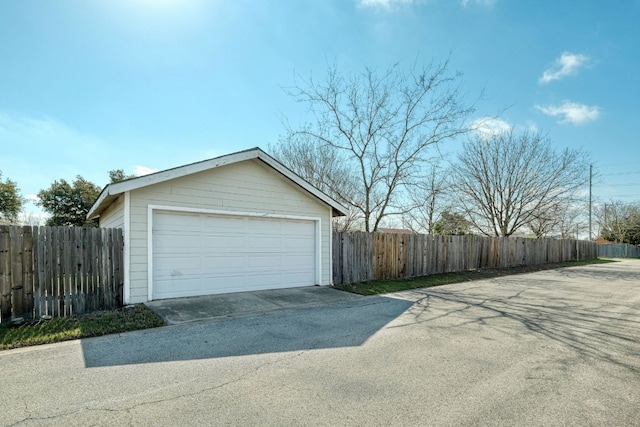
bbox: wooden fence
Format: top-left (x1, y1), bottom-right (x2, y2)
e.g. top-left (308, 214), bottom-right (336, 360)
top-left (0, 225), bottom-right (123, 323)
top-left (597, 243), bottom-right (640, 258)
top-left (333, 231), bottom-right (598, 285)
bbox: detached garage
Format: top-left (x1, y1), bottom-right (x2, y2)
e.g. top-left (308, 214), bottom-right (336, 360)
top-left (87, 148), bottom-right (347, 304)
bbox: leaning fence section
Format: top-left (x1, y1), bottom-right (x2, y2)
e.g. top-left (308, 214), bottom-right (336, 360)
top-left (333, 231), bottom-right (598, 285)
top-left (597, 243), bottom-right (640, 258)
top-left (0, 225), bottom-right (123, 323)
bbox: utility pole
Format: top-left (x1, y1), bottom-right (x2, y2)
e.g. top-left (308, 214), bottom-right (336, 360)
top-left (576, 224), bottom-right (580, 260)
top-left (589, 165), bottom-right (593, 240)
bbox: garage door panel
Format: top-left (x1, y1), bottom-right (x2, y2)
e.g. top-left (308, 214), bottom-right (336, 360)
top-left (154, 234), bottom-right (200, 251)
top-left (284, 220), bottom-right (314, 234)
top-left (202, 254), bottom-right (246, 268)
top-left (154, 277), bottom-right (201, 298)
top-left (201, 215), bottom-right (245, 229)
top-left (246, 218), bottom-right (281, 233)
top-left (155, 212), bottom-right (201, 229)
top-left (247, 236), bottom-right (281, 251)
top-left (154, 255), bottom-right (202, 272)
top-left (246, 253), bottom-right (282, 267)
top-left (287, 254), bottom-right (315, 267)
top-left (153, 211), bottom-right (316, 299)
top-left (284, 240), bottom-right (314, 253)
top-left (282, 271), bottom-right (314, 284)
top-left (201, 236), bottom-right (246, 251)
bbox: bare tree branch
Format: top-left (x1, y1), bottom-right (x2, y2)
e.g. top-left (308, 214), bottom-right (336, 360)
top-left (451, 130), bottom-right (590, 237)
top-left (281, 59), bottom-right (474, 231)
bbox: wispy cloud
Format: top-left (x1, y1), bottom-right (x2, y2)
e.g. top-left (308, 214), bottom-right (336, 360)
top-left (357, 0), bottom-right (416, 10)
top-left (461, 0), bottom-right (496, 7)
top-left (0, 112), bottom-right (111, 215)
top-left (203, 149), bottom-right (228, 159)
top-left (134, 165), bottom-right (159, 176)
top-left (471, 117), bottom-right (512, 139)
top-left (0, 113), bottom-right (108, 180)
top-left (536, 101), bottom-right (600, 125)
top-left (539, 52), bottom-right (589, 84)
top-left (359, 0), bottom-right (494, 9)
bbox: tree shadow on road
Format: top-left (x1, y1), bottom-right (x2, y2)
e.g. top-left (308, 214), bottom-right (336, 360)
top-left (391, 276), bottom-right (640, 373)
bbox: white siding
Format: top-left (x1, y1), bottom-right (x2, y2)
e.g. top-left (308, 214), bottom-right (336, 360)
top-left (127, 159), bottom-right (332, 303)
top-left (99, 195), bottom-right (125, 229)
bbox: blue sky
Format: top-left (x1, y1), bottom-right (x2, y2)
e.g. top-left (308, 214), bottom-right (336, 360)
top-left (1, 0), bottom-right (639, 221)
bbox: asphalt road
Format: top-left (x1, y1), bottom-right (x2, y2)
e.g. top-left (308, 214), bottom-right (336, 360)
top-left (2, 260), bottom-right (639, 426)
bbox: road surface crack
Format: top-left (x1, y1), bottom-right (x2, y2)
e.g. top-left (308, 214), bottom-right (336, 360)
top-left (5, 351), bottom-right (307, 426)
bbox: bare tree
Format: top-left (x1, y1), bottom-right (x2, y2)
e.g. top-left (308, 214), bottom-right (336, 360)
top-left (527, 202), bottom-right (582, 238)
top-left (270, 135), bottom-right (362, 231)
top-left (284, 59), bottom-right (474, 232)
top-left (598, 200), bottom-right (640, 244)
top-left (402, 163), bottom-right (450, 234)
top-left (451, 130), bottom-right (590, 237)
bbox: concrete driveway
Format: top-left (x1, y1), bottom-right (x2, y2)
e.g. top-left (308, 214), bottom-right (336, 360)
top-left (145, 286), bottom-right (366, 324)
top-left (1, 260), bottom-right (639, 426)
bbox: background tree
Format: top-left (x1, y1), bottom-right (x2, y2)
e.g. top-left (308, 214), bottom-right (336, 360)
top-left (270, 135), bottom-right (362, 231)
top-left (282, 59), bottom-right (474, 232)
top-left (108, 169), bottom-right (136, 183)
top-left (599, 200), bottom-right (640, 244)
top-left (525, 201), bottom-right (578, 238)
top-left (37, 176), bottom-right (101, 227)
top-left (0, 171), bottom-right (23, 223)
top-left (451, 130), bottom-right (590, 237)
top-left (402, 163), bottom-right (450, 234)
top-left (432, 210), bottom-right (471, 235)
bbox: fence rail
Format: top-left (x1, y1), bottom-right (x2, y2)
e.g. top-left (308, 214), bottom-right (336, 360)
top-left (0, 225), bottom-right (123, 323)
top-left (597, 243), bottom-right (640, 258)
top-left (333, 231), bottom-right (598, 285)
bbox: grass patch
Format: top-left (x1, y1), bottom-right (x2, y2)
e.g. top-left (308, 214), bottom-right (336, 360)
top-left (0, 304), bottom-right (165, 351)
top-left (334, 258), bottom-right (617, 296)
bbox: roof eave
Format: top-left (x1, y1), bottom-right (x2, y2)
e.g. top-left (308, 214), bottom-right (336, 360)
top-left (86, 147), bottom-right (349, 220)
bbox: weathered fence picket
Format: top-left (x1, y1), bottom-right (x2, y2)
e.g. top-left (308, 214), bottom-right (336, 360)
top-left (597, 243), bottom-right (640, 258)
top-left (332, 231), bottom-right (599, 285)
top-left (0, 225), bottom-right (123, 323)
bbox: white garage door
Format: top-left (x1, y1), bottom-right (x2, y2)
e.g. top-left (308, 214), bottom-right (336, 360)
top-left (152, 211), bottom-right (317, 300)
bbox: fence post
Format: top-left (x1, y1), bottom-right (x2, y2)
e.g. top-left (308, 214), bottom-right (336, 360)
top-left (22, 226), bottom-right (34, 320)
top-left (9, 226), bottom-right (25, 321)
top-left (0, 226), bottom-right (11, 323)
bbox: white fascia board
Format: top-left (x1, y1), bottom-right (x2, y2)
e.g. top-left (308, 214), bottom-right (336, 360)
top-left (87, 146), bottom-right (349, 220)
top-left (87, 149), bottom-right (261, 220)
top-left (86, 188), bottom-right (110, 220)
top-left (113, 149), bottom-right (259, 195)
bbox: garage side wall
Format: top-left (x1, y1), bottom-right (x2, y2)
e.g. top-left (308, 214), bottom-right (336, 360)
top-left (127, 159), bottom-right (332, 303)
top-left (99, 195), bottom-right (125, 229)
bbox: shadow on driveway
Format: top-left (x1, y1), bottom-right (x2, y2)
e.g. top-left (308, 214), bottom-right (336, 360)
top-left (81, 296), bottom-right (412, 368)
top-left (388, 271), bottom-right (640, 373)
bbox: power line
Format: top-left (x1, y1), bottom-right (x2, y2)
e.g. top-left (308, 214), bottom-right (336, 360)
top-left (600, 170), bottom-right (640, 177)
top-left (597, 161), bottom-right (640, 168)
top-left (595, 183), bottom-right (639, 188)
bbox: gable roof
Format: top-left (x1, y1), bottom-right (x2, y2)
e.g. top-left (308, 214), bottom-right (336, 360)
top-left (87, 147), bottom-right (348, 220)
